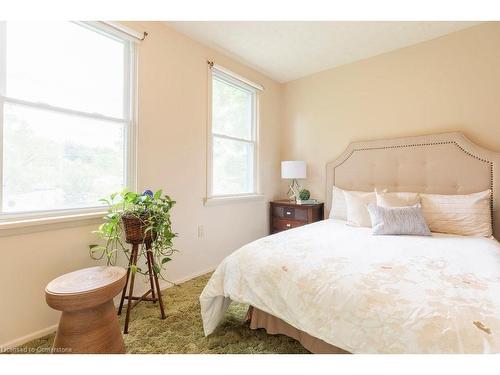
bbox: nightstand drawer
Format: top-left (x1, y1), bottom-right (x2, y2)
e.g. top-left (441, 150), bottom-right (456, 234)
top-left (272, 206), bottom-right (308, 220)
top-left (272, 218), bottom-right (306, 232)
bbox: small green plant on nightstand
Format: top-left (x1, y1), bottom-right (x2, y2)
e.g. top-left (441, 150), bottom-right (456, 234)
top-left (299, 189), bottom-right (311, 201)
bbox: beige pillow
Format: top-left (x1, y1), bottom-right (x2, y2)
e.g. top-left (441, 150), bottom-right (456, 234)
top-left (329, 186), bottom-right (348, 220)
top-left (376, 191), bottom-right (421, 208)
top-left (343, 190), bottom-right (376, 227)
top-left (420, 190), bottom-right (492, 237)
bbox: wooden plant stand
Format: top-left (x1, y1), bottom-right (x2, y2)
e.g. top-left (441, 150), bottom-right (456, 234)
top-left (117, 240), bottom-right (166, 334)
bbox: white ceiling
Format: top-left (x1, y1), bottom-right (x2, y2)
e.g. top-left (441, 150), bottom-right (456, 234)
top-left (166, 21), bottom-right (481, 82)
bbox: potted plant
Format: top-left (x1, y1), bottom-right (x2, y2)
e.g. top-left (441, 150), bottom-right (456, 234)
top-left (297, 189), bottom-right (317, 205)
top-left (89, 189), bottom-right (177, 280)
top-left (298, 189), bottom-right (310, 201)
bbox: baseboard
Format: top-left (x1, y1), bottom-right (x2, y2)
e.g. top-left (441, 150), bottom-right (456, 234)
top-left (1, 324), bottom-right (58, 351)
top-left (158, 266), bottom-right (215, 291)
top-left (0, 266), bottom-right (216, 350)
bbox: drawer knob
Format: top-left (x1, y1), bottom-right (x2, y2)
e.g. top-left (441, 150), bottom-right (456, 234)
top-left (286, 223), bottom-right (291, 227)
top-left (286, 211), bottom-right (291, 215)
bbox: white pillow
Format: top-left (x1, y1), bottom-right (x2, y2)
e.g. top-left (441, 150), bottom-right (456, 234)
top-left (328, 186), bottom-right (348, 220)
top-left (376, 191), bottom-right (420, 208)
top-left (343, 190), bottom-right (376, 227)
top-left (420, 190), bottom-right (492, 237)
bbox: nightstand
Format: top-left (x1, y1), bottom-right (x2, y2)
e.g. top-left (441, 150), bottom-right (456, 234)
top-left (270, 200), bottom-right (324, 234)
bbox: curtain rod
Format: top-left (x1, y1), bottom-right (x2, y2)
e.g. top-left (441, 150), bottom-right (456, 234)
top-left (80, 21), bottom-right (147, 42)
top-left (98, 21), bottom-right (148, 41)
top-left (208, 60), bottom-right (264, 91)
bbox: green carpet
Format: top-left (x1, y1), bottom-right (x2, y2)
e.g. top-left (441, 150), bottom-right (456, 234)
top-left (12, 273), bottom-right (308, 354)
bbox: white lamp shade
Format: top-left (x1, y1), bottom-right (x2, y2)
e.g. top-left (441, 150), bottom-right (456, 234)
top-left (281, 160), bottom-right (307, 179)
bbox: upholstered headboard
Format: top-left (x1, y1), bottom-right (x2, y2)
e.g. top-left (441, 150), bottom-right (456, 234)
top-left (325, 132), bottom-right (500, 239)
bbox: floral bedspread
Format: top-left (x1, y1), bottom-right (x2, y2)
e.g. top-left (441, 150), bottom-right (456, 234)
top-left (200, 219), bottom-right (500, 353)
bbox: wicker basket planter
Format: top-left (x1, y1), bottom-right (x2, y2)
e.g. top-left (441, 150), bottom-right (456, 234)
top-left (122, 213), bottom-right (155, 244)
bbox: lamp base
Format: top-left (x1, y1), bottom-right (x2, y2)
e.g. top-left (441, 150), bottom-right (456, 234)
top-left (287, 179), bottom-right (301, 202)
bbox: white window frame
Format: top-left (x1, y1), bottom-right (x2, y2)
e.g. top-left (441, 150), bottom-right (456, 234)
top-left (205, 64), bottom-right (263, 205)
top-left (0, 21), bottom-right (137, 226)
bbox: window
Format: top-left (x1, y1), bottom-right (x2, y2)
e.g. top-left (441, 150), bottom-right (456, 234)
top-left (0, 21), bottom-right (135, 219)
top-left (208, 66), bottom-right (261, 199)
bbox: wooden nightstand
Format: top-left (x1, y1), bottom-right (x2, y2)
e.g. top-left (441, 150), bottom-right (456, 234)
top-left (270, 200), bottom-right (324, 234)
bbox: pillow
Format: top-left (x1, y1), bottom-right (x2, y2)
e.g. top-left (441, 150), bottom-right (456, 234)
top-left (420, 190), bottom-right (492, 237)
top-left (367, 203), bottom-right (431, 236)
top-left (328, 186), bottom-right (348, 220)
top-left (376, 190), bottom-right (420, 208)
top-left (343, 190), bottom-right (376, 227)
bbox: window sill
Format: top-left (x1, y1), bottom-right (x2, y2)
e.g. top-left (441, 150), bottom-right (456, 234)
top-left (204, 194), bottom-right (265, 207)
top-left (0, 211), bottom-right (106, 237)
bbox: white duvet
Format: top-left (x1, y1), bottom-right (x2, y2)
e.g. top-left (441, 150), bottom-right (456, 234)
top-left (200, 219), bottom-right (500, 353)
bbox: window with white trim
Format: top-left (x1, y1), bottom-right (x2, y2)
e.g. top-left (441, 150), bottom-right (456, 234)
top-left (0, 21), bottom-right (135, 219)
top-left (209, 66), bottom-right (260, 198)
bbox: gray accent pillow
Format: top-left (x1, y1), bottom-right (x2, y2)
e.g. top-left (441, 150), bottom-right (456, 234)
top-left (367, 203), bottom-right (431, 236)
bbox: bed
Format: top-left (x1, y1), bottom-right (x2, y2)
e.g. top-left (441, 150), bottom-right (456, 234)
top-left (200, 132), bottom-right (500, 354)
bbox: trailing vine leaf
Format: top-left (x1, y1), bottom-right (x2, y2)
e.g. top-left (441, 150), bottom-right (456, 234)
top-left (154, 190), bottom-right (162, 200)
top-left (153, 264), bottom-right (161, 274)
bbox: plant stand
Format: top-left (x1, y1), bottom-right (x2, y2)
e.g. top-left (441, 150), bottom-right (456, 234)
top-left (117, 240), bottom-right (166, 334)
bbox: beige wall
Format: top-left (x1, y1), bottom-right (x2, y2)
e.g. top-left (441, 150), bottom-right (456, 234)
top-left (0, 21), bottom-right (283, 347)
top-left (282, 22), bottom-right (500, 202)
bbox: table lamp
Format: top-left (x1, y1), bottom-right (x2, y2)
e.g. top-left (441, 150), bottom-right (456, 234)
top-left (281, 160), bottom-right (307, 201)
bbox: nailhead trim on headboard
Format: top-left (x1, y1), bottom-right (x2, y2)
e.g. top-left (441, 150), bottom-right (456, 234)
top-left (333, 140), bottom-right (494, 225)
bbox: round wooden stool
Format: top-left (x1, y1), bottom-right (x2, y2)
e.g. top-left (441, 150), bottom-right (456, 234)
top-left (45, 266), bottom-right (127, 354)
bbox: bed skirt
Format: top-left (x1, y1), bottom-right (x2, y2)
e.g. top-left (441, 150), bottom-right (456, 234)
top-left (245, 306), bottom-right (349, 354)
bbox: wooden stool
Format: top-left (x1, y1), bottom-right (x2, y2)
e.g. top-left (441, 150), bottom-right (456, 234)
top-left (45, 266), bottom-right (127, 354)
top-left (117, 241), bottom-right (166, 334)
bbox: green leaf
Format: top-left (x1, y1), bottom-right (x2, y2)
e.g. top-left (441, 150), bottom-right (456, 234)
top-left (124, 191), bottom-right (139, 203)
top-left (162, 257), bottom-right (171, 264)
top-left (131, 264), bottom-right (138, 274)
top-left (89, 244), bottom-right (99, 250)
top-left (154, 190), bottom-right (162, 200)
top-left (153, 264), bottom-right (161, 274)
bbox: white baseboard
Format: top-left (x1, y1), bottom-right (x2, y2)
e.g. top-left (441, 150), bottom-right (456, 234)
top-left (159, 266), bottom-right (215, 290)
top-left (0, 266), bottom-right (216, 350)
top-left (1, 324), bottom-right (58, 351)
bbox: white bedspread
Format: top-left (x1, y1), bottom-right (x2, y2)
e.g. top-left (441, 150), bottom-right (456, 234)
top-left (200, 219), bottom-right (500, 353)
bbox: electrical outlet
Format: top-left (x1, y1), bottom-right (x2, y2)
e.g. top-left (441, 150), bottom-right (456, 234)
top-left (198, 225), bottom-right (204, 238)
